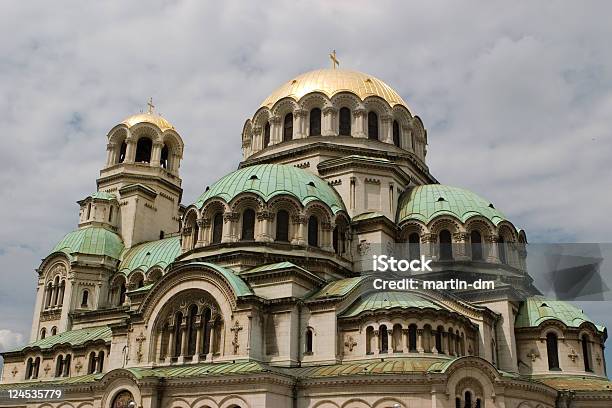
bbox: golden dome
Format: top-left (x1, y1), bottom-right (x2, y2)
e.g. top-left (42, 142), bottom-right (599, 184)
top-left (121, 112), bottom-right (175, 132)
top-left (261, 69), bottom-right (409, 109)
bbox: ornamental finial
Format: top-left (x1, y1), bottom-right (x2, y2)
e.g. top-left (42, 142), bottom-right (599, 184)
top-left (147, 97), bottom-right (155, 114)
top-left (329, 50), bottom-right (339, 69)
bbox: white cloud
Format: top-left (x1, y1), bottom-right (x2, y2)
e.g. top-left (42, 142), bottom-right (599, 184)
top-left (0, 330), bottom-right (25, 353)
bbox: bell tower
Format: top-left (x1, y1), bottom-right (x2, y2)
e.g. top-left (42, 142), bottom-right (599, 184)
top-left (97, 101), bottom-right (184, 248)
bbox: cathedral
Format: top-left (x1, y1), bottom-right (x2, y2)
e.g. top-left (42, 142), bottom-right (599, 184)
top-left (1, 66), bottom-right (611, 408)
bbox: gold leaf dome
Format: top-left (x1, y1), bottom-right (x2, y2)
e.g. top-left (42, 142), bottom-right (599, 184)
top-left (121, 112), bottom-right (175, 132)
top-left (261, 68), bottom-right (409, 109)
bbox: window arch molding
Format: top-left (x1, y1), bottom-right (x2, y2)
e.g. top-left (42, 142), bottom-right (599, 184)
top-left (182, 208), bottom-right (200, 251)
top-left (160, 130), bottom-right (184, 172)
top-left (267, 196), bottom-right (302, 244)
top-left (304, 202), bottom-right (334, 249)
top-left (128, 270), bottom-right (146, 290)
top-left (200, 199), bottom-right (230, 246)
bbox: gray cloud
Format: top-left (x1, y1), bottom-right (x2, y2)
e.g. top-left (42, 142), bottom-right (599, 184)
top-left (1, 0), bottom-right (611, 371)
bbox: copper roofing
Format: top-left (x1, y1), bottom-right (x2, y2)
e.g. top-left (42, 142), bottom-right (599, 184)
top-left (52, 226), bottom-right (124, 260)
top-left (341, 291), bottom-right (444, 318)
top-left (18, 326), bottom-right (111, 352)
top-left (118, 236), bottom-right (181, 275)
top-left (515, 296), bottom-right (605, 332)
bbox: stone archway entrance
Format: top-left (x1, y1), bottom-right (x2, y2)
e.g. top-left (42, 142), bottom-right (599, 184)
top-left (112, 390), bottom-right (135, 408)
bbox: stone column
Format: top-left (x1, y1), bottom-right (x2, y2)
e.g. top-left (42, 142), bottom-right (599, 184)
top-left (106, 142), bottom-right (117, 166)
top-left (441, 332), bottom-right (447, 354)
top-left (166, 326), bottom-right (175, 362)
top-left (421, 233), bottom-right (436, 259)
top-left (197, 219), bottom-right (209, 247)
top-left (381, 114), bottom-right (393, 143)
top-left (417, 329), bottom-right (424, 353)
top-left (291, 214), bottom-right (307, 246)
top-left (179, 324), bottom-right (188, 361)
top-left (151, 141), bottom-right (163, 167)
top-left (322, 106), bottom-right (337, 136)
top-left (125, 137), bottom-right (137, 164)
top-left (294, 109), bottom-right (307, 138)
top-left (353, 109), bottom-right (367, 138)
top-left (373, 330), bottom-right (380, 355)
top-left (447, 333), bottom-right (454, 356)
top-left (269, 115), bottom-right (282, 144)
top-left (321, 221), bottom-right (334, 252)
top-left (486, 235), bottom-right (501, 263)
top-left (251, 125), bottom-right (261, 152)
top-left (432, 330), bottom-right (439, 354)
top-left (453, 232), bottom-right (470, 261)
top-left (222, 212), bottom-right (239, 243)
top-left (402, 328), bottom-right (410, 353)
top-left (256, 211), bottom-right (274, 242)
top-left (194, 318), bottom-right (202, 362)
top-left (206, 321), bottom-right (215, 360)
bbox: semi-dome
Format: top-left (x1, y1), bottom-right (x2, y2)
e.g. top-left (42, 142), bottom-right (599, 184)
top-left (52, 226), bottom-right (124, 260)
top-left (515, 296), bottom-right (606, 332)
top-left (397, 184), bottom-right (509, 226)
top-left (194, 163), bottom-right (346, 214)
top-left (121, 112), bottom-right (175, 132)
top-left (261, 68), bottom-right (409, 109)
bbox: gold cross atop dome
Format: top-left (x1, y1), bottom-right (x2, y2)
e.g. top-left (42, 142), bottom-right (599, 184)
top-left (329, 50), bottom-right (339, 69)
top-left (147, 97), bottom-right (155, 114)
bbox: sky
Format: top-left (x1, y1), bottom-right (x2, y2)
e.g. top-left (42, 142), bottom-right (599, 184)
top-left (1, 1), bottom-right (612, 374)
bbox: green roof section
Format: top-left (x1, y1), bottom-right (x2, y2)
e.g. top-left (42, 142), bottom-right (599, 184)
top-left (292, 357), bottom-right (451, 378)
top-left (194, 163), bottom-right (346, 214)
top-left (341, 291), bottom-right (443, 318)
top-left (397, 184), bottom-right (509, 226)
top-left (53, 227), bottom-right (124, 260)
top-left (118, 236), bottom-right (181, 275)
top-left (89, 191), bottom-right (116, 200)
top-left (515, 296), bottom-right (606, 332)
top-left (184, 262), bottom-right (253, 297)
top-left (19, 326), bottom-right (111, 352)
top-left (126, 360), bottom-right (272, 380)
top-left (310, 276), bottom-right (368, 299)
top-left (352, 211), bottom-right (388, 222)
top-left (535, 375), bottom-right (612, 391)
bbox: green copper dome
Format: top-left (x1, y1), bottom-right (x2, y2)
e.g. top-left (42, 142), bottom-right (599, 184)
top-left (397, 184), bottom-right (508, 226)
top-left (53, 226), bottom-right (124, 260)
top-left (194, 164), bottom-right (346, 214)
top-left (118, 236), bottom-right (181, 275)
top-left (341, 291), bottom-right (444, 318)
top-left (515, 296), bottom-right (605, 332)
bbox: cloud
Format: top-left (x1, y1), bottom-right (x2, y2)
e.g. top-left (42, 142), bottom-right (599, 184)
top-left (0, 330), bottom-right (24, 353)
top-left (1, 0), bottom-right (612, 373)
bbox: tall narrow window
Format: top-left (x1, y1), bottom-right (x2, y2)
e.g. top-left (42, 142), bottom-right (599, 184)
top-left (339, 107), bottom-right (351, 136)
top-left (212, 212), bottom-right (223, 244)
top-left (174, 312), bottom-right (183, 357)
top-left (408, 233), bottom-right (420, 261)
top-left (582, 334), bottom-right (592, 372)
top-left (135, 137), bottom-right (153, 163)
top-left (309, 108), bottom-right (321, 136)
top-left (88, 352), bottom-right (96, 374)
top-left (456, 398), bottom-right (461, 408)
top-left (471, 230), bottom-right (483, 261)
top-left (263, 122), bottom-right (271, 148)
top-left (86, 203), bottom-right (92, 220)
top-left (408, 324), bottom-right (417, 352)
top-left (380, 325), bottom-right (388, 353)
top-left (202, 308), bottom-right (212, 355)
top-left (498, 236), bottom-right (507, 264)
top-left (241, 209), bottom-right (255, 241)
top-left (283, 113), bottom-right (293, 141)
top-left (51, 326), bottom-right (57, 336)
top-left (108, 206), bottom-right (113, 222)
top-left (368, 112), bottom-right (379, 140)
top-left (305, 329), bottom-right (313, 354)
top-left (308, 215), bottom-right (319, 247)
top-left (275, 210), bottom-right (289, 242)
top-left (33, 357), bottom-right (40, 379)
top-left (435, 327), bottom-right (444, 354)
top-left (81, 290), bottom-right (89, 307)
top-left (119, 282), bottom-right (126, 305)
top-left (58, 280), bottom-right (65, 305)
top-left (187, 305), bottom-right (198, 356)
top-left (45, 283), bottom-right (53, 308)
top-left (546, 332), bottom-right (560, 370)
top-left (118, 141), bottom-right (127, 163)
top-left (465, 391), bottom-right (472, 408)
top-left (97, 351), bottom-right (105, 373)
top-left (192, 221), bottom-right (199, 249)
top-left (40, 328), bottom-right (46, 340)
top-left (475, 398), bottom-right (482, 408)
top-left (160, 144), bottom-right (169, 169)
top-left (26, 358), bottom-right (33, 379)
top-left (63, 355), bottom-right (71, 376)
top-left (393, 120), bottom-right (400, 147)
top-left (333, 226), bottom-right (340, 254)
top-left (439, 230), bottom-right (453, 260)
top-left (55, 355), bottom-right (63, 377)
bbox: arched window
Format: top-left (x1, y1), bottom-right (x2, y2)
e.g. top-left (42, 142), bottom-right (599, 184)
top-left (367, 112), bottom-right (378, 140)
top-left (88, 351), bottom-right (96, 374)
top-left (187, 305), bottom-right (198, 356)
top-left (307, 215), bottom-right (319, 247)
top-left (393, 120), bottom-right (400, 147)
top-left (241, 209), bottom-right (255, 241)
top-left (117, 282), bottom-right (126, 306)
top-left (81, 290), bottom-right (89, 307)
top-left (192, 220), bottom-right (199, 249)
top-left (51, 326), bottom-right (57, 336)
top-left (439, 230), bottom-right (453, 260)
top-left (332, 226), bottom-right (341, 255)
top-left (26, 358), bottom-right (33, 379)
top-left (379, 325), bottom-right (389, 353)
top-left (174, 312), bottom-right (183, 357)
top-left (212, 212), bottom-right (223, 244)
top-left (109, 206), bottom-right (113, 222)
top-left (275, 210), bottom-right (289, 242)
top-left (202, 308), bottom-right (212, 355)
top-left (366, 326), bottom-right (374, 354)
top-left (471, 230), bottom-right (483, 261)
top-left (40, 328), bottom-right (46, 340)
top-left (491, 340), bottom-right (497, 367)
top-left (309, 108), bottom-right (321, 136)
top-left (546, 332), bottom-right (560, 370)
top-left (408, 233), bottom-right (420, 261)
top-left (32, 357), bottom-right (40, 379)
top-left (135, 137), bottom-right (153, 163)
top-left (136, 276), bottom-right (144, 288)
top-left (465, 391), bottom-right (472, 408)
top-left (55, 355), bottom-right (63, 377)
top-left (408, 324), bottom-right (417, 352)
top-left (63, 354), bottom-right (71, 376)
top-left (58, 280), bottom-right (65, 306)
top-left (52, 276), bottom-right (59, 305)
top-left (305, 328), bottom-right (313, 354)
top-left (97, 351), bottom-right (105, 373)
top-left (476, 398), bottom-right (482, 408)
top-left (498, 236), bottom-right (507, 264)
top-left (283, 113), bottom-right (293, 141)
top-left (435, 327), bottom-right (444, 354)
top-left (118, 141), bottom-right (127, 163)
top-left (456, 398), bottom-right (461, 408)
top-left (339, 107), bottom-right (351, 136)
top-left (86, 203), bottom-right (92, 220)
top-left (112, 391), bottom-right (135, 408)
top-left (263, 122), bottom-right (271, 148)
top-left (582, 334), bottom-right (592, 372)
top-left (45, 282), bottom-right (53, 308)
top-left (160, 144), bottom-right (169, 168)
